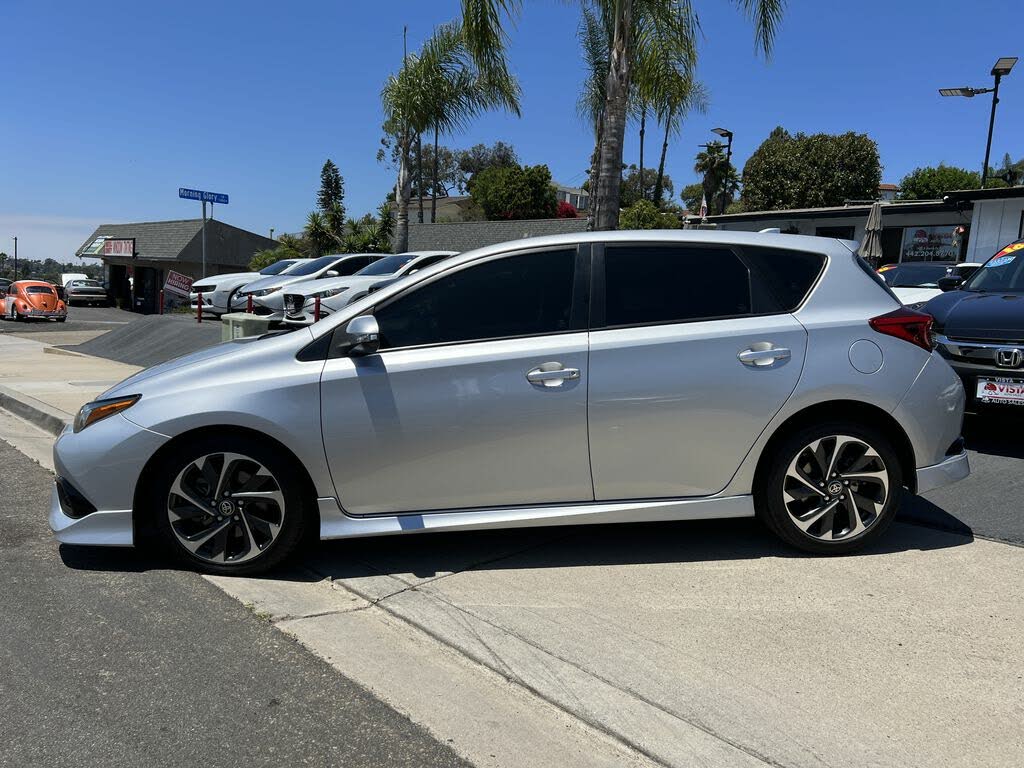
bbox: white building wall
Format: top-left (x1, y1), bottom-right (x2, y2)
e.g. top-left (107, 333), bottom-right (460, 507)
top-left (716, 211), bottom-right (965, 242)
top-left (965, 198), bottom-right (1024, 261)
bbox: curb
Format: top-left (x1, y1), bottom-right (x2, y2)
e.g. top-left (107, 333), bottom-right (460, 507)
top-left (44, 346), bottom-right (88, 358)
top-left (0, 385), bottom-right (71, 437)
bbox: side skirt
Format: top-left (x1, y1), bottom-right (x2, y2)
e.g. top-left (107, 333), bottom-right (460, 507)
top-left (317, 495), bottom-right (754, 540)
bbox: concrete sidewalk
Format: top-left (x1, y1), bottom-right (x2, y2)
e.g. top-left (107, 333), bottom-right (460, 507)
top-left (2, 333), bottom-right (1022, 768)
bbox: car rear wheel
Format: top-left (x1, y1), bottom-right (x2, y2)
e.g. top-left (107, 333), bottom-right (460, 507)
top-left (757, 423), bottom-right (902, 554)
top-left (152, 436), bottom-right (311, 574)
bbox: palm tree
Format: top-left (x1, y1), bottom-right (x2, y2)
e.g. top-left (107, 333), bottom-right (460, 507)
top-left (462, 0), bottom-right (784, 229)
top-left (383, 22), bottom-right (520, 252)
top-left (653, 77), bottom-right (708, 205)
top-left (694, 141), bottom-right (736, 214)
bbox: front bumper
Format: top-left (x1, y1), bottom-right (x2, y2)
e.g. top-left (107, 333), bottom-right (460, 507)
top-left (49, 485), bottom-right (133, 546)
top-left (916, 450), bottom-right (970, 495)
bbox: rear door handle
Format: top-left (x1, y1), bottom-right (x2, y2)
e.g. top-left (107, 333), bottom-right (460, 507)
top-left (526, 364), bottom-right (580, 387)
top-left (738, 345), bottom-right (791, 366)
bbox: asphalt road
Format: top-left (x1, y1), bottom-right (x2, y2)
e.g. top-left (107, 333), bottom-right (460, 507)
top-left (899, 410), bottom-right (1024, 545)
top-left (0, 304), bottom-right (139, 334)
top-left (0, 440), bottom-right (470, 768)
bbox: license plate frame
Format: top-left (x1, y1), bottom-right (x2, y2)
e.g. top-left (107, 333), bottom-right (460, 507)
top-left (976, 377), bottom-right (1024, 406)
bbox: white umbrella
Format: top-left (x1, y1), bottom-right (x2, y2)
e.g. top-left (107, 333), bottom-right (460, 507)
top-left (858, 202), bottom-right (884, 266)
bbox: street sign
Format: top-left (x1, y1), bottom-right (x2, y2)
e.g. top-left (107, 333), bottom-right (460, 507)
top-left (163, 270), bottom-right (194, 297)
top-left (178, 187), bottom-right (229, 205)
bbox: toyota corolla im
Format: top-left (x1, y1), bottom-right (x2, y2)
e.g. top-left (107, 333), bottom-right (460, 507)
top-left (51, 231), bottom-right (969, 574)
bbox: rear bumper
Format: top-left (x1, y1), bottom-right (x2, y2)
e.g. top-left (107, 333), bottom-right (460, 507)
top-left (916, 450), bottom-right (970, 495)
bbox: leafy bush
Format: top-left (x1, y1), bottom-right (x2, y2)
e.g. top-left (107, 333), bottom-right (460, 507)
top-left (619, 199), bottom-right (682, 230)
top-left (471, 163), bottom-right (558, 220)
top-left (556, 201), bottom-right (579, 218)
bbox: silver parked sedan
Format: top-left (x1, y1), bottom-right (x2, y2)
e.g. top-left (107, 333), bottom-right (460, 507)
top-left (51, 231), bottom-right (969, 574)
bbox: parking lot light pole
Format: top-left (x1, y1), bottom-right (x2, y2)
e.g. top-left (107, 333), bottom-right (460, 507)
top-left (939, 57), bottom-right (1017, 188)
top-left (12, 236), bottom-right (17, 280)
top-left (711, 127), bottom-right (734, 215)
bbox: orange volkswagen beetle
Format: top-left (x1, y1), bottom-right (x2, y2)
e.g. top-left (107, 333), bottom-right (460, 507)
top-left (0, 280), bottom-right (68, 322)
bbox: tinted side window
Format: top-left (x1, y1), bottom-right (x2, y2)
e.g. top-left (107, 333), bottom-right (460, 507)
top-left (604, 245), bottom-right (751, 326)
top-left (335, 257), bottom-right (368, 276)
top-left (741, 246), bottom-right (826, 310)
top-left (376, 249), bottom-right (578, 349)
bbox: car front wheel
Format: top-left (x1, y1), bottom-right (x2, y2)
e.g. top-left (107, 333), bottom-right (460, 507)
top-left (757, 422), bottom-right (902, 554)
top-left (152, 436), bottom-right (311, 574)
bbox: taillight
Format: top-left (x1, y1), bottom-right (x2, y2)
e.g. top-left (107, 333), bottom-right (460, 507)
top-left (869, 307), bottom-right (934, 352)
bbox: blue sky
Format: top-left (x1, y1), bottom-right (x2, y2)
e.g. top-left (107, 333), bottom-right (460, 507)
top-left (2, 0), bottom-right (1022, 261)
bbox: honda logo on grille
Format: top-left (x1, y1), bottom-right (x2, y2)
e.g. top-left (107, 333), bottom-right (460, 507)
top-left (997, 348), bottom-right (1024, 368)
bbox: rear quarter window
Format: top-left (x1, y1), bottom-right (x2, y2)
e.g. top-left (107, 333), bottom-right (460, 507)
top-left (740, 246), bottom-right (827, 311)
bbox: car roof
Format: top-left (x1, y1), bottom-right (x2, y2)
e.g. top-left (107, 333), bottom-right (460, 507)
top-left (12, 279), bottom-right (56, 288)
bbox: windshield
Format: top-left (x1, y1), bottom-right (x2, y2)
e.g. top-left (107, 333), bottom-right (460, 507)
top-left (357, 255), bottom-right (412, 276)
top-left (74, 280), bottom-right (102, 287)
top-left (964, 244), bottom-right (1024, 293)
top-left (285, 255), bottom-right (341, 277)
top-left (879, 262), bottom-right (951, 288)
top-left (260, 259), bottom-right (297, 276)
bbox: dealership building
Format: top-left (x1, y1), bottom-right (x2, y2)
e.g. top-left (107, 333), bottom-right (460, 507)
top-left (704, 186), bottom-right (1024, 265)
top-left (76, 219), bottom-right (277, 313)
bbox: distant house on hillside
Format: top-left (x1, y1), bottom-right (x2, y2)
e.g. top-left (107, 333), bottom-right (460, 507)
top-left (553, 182), bottom-right (590, 211)
top-left (878, 183), bottom-right (900, 201)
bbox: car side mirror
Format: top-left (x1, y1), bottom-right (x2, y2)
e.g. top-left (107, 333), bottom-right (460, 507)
top-left (343, 315), bottom-right (380, 356)
top-left (938, 276), bottom-right (964, 292)
top-left (324, 270), bottom-right (340, 278)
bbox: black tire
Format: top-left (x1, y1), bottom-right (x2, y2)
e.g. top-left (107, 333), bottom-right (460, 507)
top-left (756, 421), bottom-right (902, 554)
top-left (150, 434), bottom-right (312, 575)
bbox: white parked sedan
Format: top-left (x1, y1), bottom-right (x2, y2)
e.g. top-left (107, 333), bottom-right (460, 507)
top-left (880, 261), bottom-right (982, 310)
top-left (246, 254), bottom-right (382, 320)
top-left (282, 251), bottom-right (457, 325)
top-left (190, 259), bottom-right (309, 317)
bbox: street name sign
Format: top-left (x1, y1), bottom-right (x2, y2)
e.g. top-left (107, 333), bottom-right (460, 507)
top-left (178, 187), bottom-right (229, 205)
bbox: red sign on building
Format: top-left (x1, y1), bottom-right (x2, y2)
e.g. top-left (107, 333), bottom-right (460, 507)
top-left (102, 238), bottom-right (135, 257)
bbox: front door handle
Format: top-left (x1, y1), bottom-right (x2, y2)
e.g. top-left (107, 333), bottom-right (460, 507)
top-left (738, 345), bottom-right (791, 367)
top-left (526, 364), bottom-right (580, 387)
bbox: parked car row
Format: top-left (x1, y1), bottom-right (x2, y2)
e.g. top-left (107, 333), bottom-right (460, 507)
top-left (879, 261), bottom-right (982, 309)
top-left (51, 230), bottom-right (970, 575)
top-left (189, 251), bottom-right (458, 323)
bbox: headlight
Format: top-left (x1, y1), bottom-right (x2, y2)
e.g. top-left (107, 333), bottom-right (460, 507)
top-left (247, 287), bottom-right (281, 298)
top-left (73, 395), bottom-right (141, 433)
top-left (192, 284), bottom-right (216, 293)
top-left (311, 287), bottom-right (348, 299)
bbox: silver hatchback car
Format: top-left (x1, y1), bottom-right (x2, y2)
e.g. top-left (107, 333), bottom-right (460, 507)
top-left (50, 231), bottom-right (969, 574)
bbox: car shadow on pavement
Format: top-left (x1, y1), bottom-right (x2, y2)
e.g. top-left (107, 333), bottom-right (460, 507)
top-left (57, 503), bottom-right (975, 580)
top-left (963, 411), bottom-right (1024, 460)
top-left (298, 514), bottom-right (975, 582)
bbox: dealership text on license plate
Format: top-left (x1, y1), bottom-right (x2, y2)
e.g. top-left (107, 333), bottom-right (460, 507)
top-left (977, 378), bottom-right (1024, 405)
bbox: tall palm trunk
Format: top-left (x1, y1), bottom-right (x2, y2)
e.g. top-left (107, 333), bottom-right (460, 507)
top-left (638, 109), bottom-right (646, 201)
top-left (394, 134), bottom-right (413, 253)
top-left (654, 107), bottom-right (673, 206)
top-left (431, 126), bottom-right (439, 223)
top-left (416, 133), bottom-right (424, 224)
top-left (586, 112), bottom-right (604, 229)
top-left (591, 0), bottom-right (632, 231)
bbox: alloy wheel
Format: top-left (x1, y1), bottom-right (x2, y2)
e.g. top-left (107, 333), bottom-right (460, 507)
top-left (166, 452), bottom-right (286, 565)
top-left (782, 435), bottom-right (890, 542)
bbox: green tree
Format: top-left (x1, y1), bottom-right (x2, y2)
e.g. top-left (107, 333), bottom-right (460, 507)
top-left (679, 181), bottom-right (703, 212)
top-left (470, 163), bottom-right (558, 220)
top-left (457, 141), bottom-right (520, 191)
top-left (694, 141), bottom-right (738, 214)
top-left (462, 0), bottom-right (783, 230)
top-left (897, 164), bottom-right (981, 200)
top-left (620, 164), bottom-right (672, 208)
top-left (317, 160), bottom-right (345, 218)
top-left (619, 198), bottom-right (681, 229)
top-left (741, 127), bottom-right (882, 211)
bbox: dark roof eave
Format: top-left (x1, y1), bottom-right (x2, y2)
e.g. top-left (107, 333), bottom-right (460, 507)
top-left (943, 186), bottom-right (1024, 203)
top-left (706, 200), bottom-right (957, 223)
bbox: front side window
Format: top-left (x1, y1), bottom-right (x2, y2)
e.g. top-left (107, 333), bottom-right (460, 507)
top-left (604, 245), bottom-right (752, 327)
top-left (376, 249), bottom-right (578, 349)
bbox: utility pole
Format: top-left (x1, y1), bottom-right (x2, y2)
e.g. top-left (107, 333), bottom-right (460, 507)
top-left (12, 236), bottom-right (17, 280)
top-left (201, 201), bottom-right (207, 278)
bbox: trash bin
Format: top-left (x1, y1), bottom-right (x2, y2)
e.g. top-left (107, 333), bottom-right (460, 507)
top-left (221, 313), bottom-right (272, 341)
